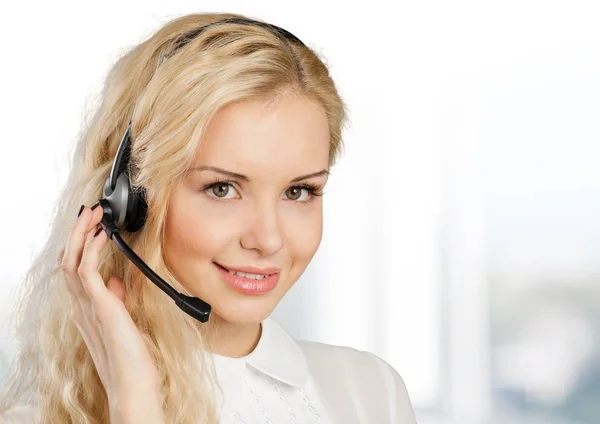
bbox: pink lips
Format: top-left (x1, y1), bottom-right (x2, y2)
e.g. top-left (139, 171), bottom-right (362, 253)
top-left (214, 262), bottom-right (280, 295)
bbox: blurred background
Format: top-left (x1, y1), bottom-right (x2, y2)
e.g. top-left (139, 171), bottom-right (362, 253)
top-left (0, 1), bottom-right (598, 423)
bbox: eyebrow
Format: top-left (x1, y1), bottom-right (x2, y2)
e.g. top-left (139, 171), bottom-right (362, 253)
top-left (188, 166), bottom-right (330, 183)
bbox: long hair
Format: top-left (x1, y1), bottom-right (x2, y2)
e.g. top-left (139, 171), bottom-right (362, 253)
top-left (0, 12), bottom-right (348, 423)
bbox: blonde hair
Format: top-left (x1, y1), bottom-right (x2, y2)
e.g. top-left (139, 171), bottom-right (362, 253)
top-left (0, 12), bottom-right (348, 423)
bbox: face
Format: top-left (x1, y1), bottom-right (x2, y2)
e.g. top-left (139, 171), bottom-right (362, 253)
top-left (163, 91), bottom-right (330, 325)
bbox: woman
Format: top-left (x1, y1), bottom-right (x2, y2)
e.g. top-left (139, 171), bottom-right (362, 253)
top-left (0, 12), bottom-right (417, 424)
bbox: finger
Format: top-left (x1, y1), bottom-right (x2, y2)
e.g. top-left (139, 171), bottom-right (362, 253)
top-left (78, 223), bottom-right (111, 310)
top-left (57, 203), bottom-right (100, 269)
top-left (62, 206), bottom-right (98, 298)
top-left (65, 223), bottom-right (103, 328)
top-left (90, 201), bottom-right (104, 228)
top-left (76, 203), bottom-right (107, 305)
top-left (63, 265), bottom-right (109, 387)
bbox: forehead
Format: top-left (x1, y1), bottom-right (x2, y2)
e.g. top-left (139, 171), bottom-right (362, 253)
top-left (192, 93), bottom-right (330, 172)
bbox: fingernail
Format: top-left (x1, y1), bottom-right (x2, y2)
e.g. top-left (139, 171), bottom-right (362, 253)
top-left (77, 205), bottom-right (84, 218)
top-left (93, 227), bottom-right (104, 238)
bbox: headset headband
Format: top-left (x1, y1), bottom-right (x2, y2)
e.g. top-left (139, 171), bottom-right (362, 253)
top-left (164, 17), bottom-right (306, 61)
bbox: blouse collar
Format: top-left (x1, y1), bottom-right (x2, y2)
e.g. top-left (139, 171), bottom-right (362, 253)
top-left (211, 315), bottom-right (309, 388)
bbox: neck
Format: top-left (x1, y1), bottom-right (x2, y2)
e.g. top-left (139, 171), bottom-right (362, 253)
top-left (202, 315), bottom-right (263, 358)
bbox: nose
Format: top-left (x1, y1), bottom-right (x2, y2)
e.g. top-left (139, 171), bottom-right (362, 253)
top-left (240, 200), bottom-right (284, 256)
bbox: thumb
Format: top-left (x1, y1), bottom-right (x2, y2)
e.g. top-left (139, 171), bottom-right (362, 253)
top-left (106, 276), bottom-right (126, 304)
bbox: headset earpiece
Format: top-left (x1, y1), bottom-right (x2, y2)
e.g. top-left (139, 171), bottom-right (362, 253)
top-left (101, 121), bottom-right (147, 233)
top-left (102, 172), bottom-right (147, 232)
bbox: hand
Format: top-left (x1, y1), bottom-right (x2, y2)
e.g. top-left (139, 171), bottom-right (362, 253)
top-left (60, 204), bottom-right (165, 423)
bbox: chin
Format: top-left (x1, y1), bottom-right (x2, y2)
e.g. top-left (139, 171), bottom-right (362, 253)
top-left (210, 297), bottom-right (278, 325)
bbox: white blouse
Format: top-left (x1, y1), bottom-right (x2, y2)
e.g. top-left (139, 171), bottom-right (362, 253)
top-left (1, 316), bottom-right (417, 423)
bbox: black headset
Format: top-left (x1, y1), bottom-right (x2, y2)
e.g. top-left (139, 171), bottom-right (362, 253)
top-left (94, 18), bottom-right (306, 323)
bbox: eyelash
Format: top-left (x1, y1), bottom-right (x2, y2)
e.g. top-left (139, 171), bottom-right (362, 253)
top-left (200, 178), bottom-right (324, 202)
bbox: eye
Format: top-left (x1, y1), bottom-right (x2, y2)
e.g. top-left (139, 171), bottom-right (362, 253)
top-left (204, 182), bottom-right (238, 199)
top-left (284, 185), bottom-right (322, 202)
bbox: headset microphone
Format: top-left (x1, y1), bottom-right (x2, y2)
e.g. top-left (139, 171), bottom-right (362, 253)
top-left (95, 122), bottom-right (212, 323)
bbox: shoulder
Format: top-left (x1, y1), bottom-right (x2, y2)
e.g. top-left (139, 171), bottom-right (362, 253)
top-left (298, 339), bottom-right (380, 372)
top-left (297, 340), bottom-right (417, 423)
top-left (1, 404), bottom-right (38, 423)
top-left (298, 338), bottom-right (401, 380)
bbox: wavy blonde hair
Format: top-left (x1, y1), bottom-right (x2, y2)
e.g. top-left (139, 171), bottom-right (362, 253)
top-left (0, 11), bottom-right (347, 424)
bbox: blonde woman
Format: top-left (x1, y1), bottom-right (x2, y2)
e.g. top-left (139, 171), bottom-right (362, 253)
top-left (0, 12), bottom-right (417, 424)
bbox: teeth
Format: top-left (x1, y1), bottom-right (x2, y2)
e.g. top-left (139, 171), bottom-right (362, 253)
top-left (228, 269), bottom-right (268, 280)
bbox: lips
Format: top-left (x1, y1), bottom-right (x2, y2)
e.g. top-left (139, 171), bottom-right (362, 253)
top-left (213, 262), bottom-right (280, 295)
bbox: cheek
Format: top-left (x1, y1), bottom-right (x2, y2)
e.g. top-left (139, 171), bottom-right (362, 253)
top-left (282, 203), bottom-right (323, 261)
top-left (164, 192), bottom-right (241, 261)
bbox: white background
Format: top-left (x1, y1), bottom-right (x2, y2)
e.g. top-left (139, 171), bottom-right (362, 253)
top-left (1, 1), bottom-right (599, 423)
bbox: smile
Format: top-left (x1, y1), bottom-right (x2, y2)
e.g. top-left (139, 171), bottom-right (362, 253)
top-left (213, 262), bottom-right (280, 295)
